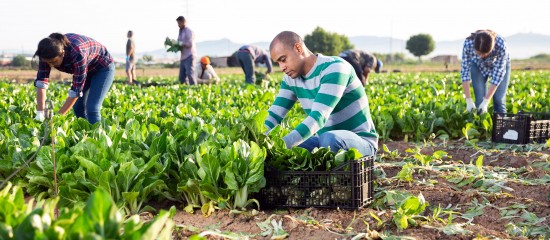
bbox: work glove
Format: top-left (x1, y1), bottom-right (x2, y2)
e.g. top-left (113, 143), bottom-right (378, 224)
top-left (34, 110), bottom-right (45, 122)
top-left (465, 98), bottom-right (476, 112)
top-left (478, 98), bottom-right (490, 114)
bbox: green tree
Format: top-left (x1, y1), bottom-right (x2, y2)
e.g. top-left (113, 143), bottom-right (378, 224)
top-left (11, 55), bottom-right (30, 67)
top-left (304, 26), bottom-right (354, 56)
top-left (406, 34), bottom-right (435, 62)
top-left (530, 53), bottom-right (550, 60)
top-left (374, 53), bottom-right (406, 63)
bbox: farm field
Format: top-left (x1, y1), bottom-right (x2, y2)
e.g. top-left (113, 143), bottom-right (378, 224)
top-left (0, 70), bottom-right (549, 239)
top-left (2, 57), bottom-right (550, 83)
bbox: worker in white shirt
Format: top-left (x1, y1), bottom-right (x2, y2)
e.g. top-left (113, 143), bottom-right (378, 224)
top-left (195, 56), bottom-right (220, 84)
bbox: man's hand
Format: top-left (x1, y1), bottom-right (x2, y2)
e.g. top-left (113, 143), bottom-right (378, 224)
top-left (465, 98), bottom-right (476, 112)
top-left (34, 110), bottom-right (45, 122)
top-left (478, 98), bottom-right (490, 114)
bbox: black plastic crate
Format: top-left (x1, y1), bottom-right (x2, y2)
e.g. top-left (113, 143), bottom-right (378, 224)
top-left (258, 155), bottom-right (374, 210)
top-left (492, 112), bottom-right (550, 144)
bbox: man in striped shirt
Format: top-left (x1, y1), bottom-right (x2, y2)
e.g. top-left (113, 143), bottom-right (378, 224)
top-left (265, 31), bottom-right (378, 156)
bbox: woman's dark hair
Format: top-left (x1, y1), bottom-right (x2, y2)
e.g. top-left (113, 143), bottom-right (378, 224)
top-left (34, 33), bottom-right (69, 59)
top-left (467, 30), bottom-right (496, 54)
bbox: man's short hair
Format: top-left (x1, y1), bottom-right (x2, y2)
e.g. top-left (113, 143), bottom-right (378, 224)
top-left (176, 16), bottom-right (185, 22)
top-left (270, 31), bottom-right (303, 51)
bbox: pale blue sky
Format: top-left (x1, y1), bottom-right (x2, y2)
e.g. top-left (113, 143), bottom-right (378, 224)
top-left (1, 0), bottom-right (549, 54)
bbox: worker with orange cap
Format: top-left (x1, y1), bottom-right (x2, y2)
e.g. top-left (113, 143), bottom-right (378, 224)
top-left (195, 56), bottom-right (220, 84)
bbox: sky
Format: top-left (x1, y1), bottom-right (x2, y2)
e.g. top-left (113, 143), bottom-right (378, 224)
top-left (1, 0), bottom-right (550, 55)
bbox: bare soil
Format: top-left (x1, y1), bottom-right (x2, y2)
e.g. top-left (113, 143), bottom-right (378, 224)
top-left (144, 139), bottom-right (549, 239)
top-left (3, 62), bottom-right (549, 83)
top-left (0, 67), bottom-right (245, 83)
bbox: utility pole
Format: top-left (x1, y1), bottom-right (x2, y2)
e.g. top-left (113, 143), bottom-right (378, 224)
top-left (389, 16), bottom-right (393, 63)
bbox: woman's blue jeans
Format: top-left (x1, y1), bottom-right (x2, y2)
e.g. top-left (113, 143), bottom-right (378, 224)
top-left (297, 130), bottom-right (376, 156)
top-left (470, 62), bottom-right (511, 113)
top-left (73, 63), bottom-right (115, 124)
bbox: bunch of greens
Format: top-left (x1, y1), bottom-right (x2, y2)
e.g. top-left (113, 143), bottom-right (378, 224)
top-left (164, 37), bottom-right (181, 53)
top-left (261, 125), bottom-right (363, 171)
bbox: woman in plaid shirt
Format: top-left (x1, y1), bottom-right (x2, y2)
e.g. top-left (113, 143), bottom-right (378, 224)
top-left (33, 33), bottom-right (115, 124)
top-left (460, 30), bottom-right (511, 114)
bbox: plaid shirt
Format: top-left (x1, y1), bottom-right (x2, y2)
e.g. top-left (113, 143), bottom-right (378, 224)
top-left (460, 35), bottom-right (510, 86)
top-left (35, 33), bottom-right (113, 97)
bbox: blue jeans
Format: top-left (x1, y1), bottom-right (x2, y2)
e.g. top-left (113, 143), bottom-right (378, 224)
top-left (470, 61), bottom-right (511, 113)
top-left (73, 63), bottom-right (115, 124)
top-left (297, 130), bottom-right (376, 156)
top-left (236, 51), bottom-right (255, 84)
top-left (179, 55), bottom-right (196, 85)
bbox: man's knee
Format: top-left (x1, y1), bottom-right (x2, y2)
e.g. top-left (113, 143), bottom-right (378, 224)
top-left (319, 132), bottom-right (345, 150)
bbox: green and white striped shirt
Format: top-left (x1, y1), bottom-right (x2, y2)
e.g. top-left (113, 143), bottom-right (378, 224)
top-left (265, 54), bottom-right (378, 149)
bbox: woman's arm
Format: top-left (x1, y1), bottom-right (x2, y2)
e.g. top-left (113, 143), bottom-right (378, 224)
top-left (36, 88), bottom-right (46, 111)
top-left (58, 97), bottom-right (78, 115)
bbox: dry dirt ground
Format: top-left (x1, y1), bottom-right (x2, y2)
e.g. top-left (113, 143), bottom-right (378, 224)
top-left (2, 61), bottom-right (549, 83)
top-left (140, 140), bottom-right (550, 240)
top-left (0, 68), bottom-right (245, 83)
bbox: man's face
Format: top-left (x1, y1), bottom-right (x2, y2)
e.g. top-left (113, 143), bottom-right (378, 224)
top-left (177, 20), bottom-right (186, 29)
top-left (270, 42), bottom-right (303, 79)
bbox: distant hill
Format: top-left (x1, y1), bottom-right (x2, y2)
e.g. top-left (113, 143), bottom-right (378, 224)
top-left (113, 39), bottom-right (271, 63)
top-left (188, 32), bottom-right (549, 60)
top-left (6, 33), bottom-right (546, 62)
top-left (193, 40), bottom-right (269, 57)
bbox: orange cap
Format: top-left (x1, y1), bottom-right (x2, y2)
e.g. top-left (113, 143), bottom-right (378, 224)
top-left (200, 56), bottom-right (210, 65)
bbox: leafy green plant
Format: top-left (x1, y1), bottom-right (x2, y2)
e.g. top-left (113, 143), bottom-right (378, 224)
top-left (0, 183), bottom-right (175, 239)
top-left (406, 148), bottom-right (449, 167)
top-left (396, 163), bottom-right (414, 183)
top-left (223, 140), bottom-right (266, 209)
top-left (392, 193), bottom-right (429, 230)
top-left (380, 144), bottom-right (401, 161)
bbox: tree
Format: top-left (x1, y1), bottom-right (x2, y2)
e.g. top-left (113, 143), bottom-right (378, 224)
top-left (11, 55), bottom-right (30, 67)
top-left (406, 34), bottom-right (435, 62)
top-left (304, 26), bottom-right (354, 56)
top-left (374, 53), bottom-right (406, 63)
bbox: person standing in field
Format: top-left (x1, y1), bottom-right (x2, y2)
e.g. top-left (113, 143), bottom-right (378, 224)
top-left (339, 49), bottom-right (382, 85)
top-left (33, 33), bottom-right (114, 124)
top-left (265, 31), bottom-right (378, 156)
top-left (126, 30), bottom-right (136, 84)
top-left (236, 45), bottom-right (273, 84)
top-left (461, 29), bottom-right (510, 114)
top-left (195, 56), bottom-right (220, 84)
top-left (176, 16), bottom-right (197, 85)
